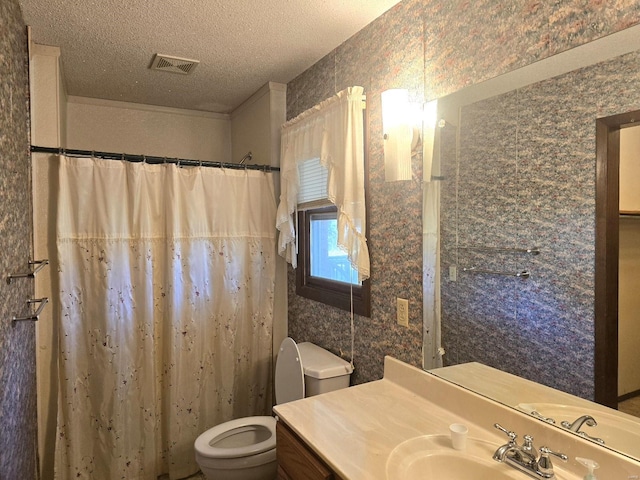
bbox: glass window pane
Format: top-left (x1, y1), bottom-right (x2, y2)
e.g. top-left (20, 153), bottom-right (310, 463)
top-left (309, 214), bottom-right (361, 285)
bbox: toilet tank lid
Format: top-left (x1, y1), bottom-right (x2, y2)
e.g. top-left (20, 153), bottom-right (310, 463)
top-left (297, 342), bottom-right (354, 379)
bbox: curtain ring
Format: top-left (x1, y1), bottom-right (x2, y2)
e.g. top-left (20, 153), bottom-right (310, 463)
top-left (142, 155), bottom-right (146, 164)
top-left (199, 159), bottom-right (203, 167)
top-left (121, 153), bottom-right (125, 162)
top-left (91, 150), bottom-right (95, 158)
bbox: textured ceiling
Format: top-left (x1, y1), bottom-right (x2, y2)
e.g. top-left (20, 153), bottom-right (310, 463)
top-left (19, 0), bottom-right (401, 113)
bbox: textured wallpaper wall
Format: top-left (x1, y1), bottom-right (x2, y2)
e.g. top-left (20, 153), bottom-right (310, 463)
top-left (285, 0), bottom-right (640, 387)
top-left (0, 0), bottom-right (37, 478)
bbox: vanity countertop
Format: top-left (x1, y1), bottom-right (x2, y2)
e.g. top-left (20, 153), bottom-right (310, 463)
top-left (273, 357), bottom-right (500, 479)
top-left (273, 356), bottom-right (640, 480)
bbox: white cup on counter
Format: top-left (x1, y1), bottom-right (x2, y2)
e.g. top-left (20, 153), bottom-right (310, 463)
top-left (449, 423), bottom-right (468, 451)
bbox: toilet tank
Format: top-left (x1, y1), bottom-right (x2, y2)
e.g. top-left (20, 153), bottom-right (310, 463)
top-left (297, 342), bottom-right (354, 397)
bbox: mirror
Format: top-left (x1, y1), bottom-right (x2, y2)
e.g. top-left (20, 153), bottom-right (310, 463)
top-left (424, 24), bottom-right (640, 462)
top-left (430, 363), bottom-right (640, 460)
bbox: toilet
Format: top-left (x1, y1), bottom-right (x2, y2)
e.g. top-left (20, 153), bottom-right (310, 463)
top-left (194, 337), bottom-right (353, 480)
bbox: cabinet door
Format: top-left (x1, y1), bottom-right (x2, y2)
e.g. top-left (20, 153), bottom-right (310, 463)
top-left (276, 421), bottom-right (334, 480)
top-left (277, 465), bottom-right (294, 480)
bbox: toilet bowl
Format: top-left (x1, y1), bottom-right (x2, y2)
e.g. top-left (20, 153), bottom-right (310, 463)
top-left (194, 416), bottom-right (277, 480)
top-left (194, 337), bottom-right (353, 480)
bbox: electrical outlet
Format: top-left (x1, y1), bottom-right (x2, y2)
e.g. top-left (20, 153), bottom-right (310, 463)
top-left (449, 265), bottom-right (457, 282)
top-left (397, 298), bottom-right (409, 327)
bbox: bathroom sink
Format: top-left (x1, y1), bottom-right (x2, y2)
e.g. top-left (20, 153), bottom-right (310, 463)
top-left (388, 451), bottom-right (520, 479)
top-left (385, 434), bottom-right (578, 480)
top-left (518, 403), bottom-right (640, 457)
top-left (386, 435), bottom-right (524, 480)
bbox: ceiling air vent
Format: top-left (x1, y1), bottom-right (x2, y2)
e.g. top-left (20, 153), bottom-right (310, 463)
top-left (150, 54), bottom-right (199, 75)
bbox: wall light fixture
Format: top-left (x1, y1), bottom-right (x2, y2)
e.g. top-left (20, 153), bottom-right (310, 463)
top-left (382, 89), bottom-right (421, 181)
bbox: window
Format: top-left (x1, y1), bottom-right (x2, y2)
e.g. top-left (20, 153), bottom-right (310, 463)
top-left (286, 99), bottom-right (370, 316)
top-left (309, 210), bottom-right (360, 285)
top-left (296, 206), bottom-right (371, 316)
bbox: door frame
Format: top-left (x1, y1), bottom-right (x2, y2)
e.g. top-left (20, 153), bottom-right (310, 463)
top-left (594, 109), bottom-right (640, 407)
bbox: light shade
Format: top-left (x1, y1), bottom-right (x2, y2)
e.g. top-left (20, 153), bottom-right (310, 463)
top-left (382, 89), bottom-right (414, 181)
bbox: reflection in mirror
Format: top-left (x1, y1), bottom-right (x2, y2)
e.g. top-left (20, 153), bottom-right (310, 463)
top-left (430, 363), bottom-right (640, 461)
top-left (423, 24), bottom-right (640, 463)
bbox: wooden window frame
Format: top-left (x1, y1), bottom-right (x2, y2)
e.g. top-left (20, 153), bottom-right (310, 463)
top-left (296, 206), bottom-right (371, 317)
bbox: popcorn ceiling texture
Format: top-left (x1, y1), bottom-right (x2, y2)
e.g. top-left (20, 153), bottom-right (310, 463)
top-left (0, 0), bottom-right (37, 477)
top-left (286, 0), bottom-right (640, 389)
top-left (18, 0), bottom-right (402, 113)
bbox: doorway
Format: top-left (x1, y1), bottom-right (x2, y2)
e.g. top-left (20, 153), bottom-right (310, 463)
top-left (595, 110), bottom-right (640, 411)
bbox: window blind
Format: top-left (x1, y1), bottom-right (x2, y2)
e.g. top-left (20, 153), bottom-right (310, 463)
top-left (297, 157), bottom-right (331, 209)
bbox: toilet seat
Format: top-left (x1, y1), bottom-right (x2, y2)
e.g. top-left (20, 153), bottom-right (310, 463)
top-left (194, 416), bottom-right (276, 459)
top-left (194, 338), bottom-right (353, 479)
top-left (195, 338), bottom-right (304, 464)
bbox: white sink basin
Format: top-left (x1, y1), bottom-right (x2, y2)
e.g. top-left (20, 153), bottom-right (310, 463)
top-left (386, 434), bottom-right (578, 480)
top-left (388, 451), bottom-right (520, 479)
top-left (386, 435), bottom-right (524, 480)
top-left (518, 403), bottom-right (640, 457)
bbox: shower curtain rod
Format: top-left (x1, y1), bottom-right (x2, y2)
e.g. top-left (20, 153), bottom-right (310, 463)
top-left (30, 145), bottom-right (280, 172)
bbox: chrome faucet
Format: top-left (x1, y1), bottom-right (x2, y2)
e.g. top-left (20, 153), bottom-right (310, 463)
top-left (561, 415), bottom-right (596, 432)
top-left (493, 423), bottom-right (567, 480)
top-left (560, 415), bottom-right (605, 444)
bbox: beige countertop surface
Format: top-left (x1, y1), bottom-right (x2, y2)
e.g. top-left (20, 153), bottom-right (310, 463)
top-left (273, 357), bottom-right (640, 480)
top-left (273, 359), bottom-right (503, 479)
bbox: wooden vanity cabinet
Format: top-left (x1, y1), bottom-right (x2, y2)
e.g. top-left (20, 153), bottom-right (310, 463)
top-left (276, 420), bottom-right (342, 480)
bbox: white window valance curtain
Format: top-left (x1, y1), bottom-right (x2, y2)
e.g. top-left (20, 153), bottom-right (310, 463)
top-left (275, 86), bottom-right (370, 281)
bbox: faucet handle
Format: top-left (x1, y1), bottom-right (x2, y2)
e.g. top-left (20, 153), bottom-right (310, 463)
top-left (494, 423), bottom-right (518, 443)
top-left (538, 446), bottom-right (568, 475)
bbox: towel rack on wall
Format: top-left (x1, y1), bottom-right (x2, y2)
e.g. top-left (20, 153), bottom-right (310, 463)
top-left (462, 267), bottom-right (530, 279)
top-left (6, 259), bottom-right (49, 284)
top-left (12, 298), bottom-right (49, 323)
top-left (7, 259), bottom-right (50, 323)
top-left (456, 246), bottom-right (540, 255)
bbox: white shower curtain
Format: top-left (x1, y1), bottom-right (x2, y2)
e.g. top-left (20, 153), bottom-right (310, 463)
top-left (54, 156), bottom-right (276, 480)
